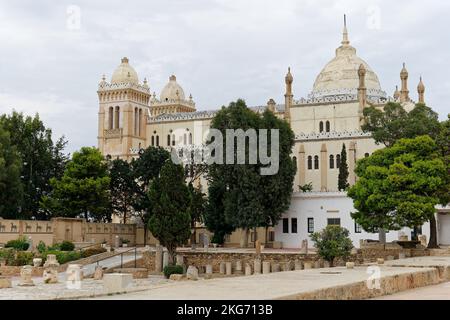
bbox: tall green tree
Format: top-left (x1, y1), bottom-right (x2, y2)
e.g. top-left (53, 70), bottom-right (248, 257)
top-left (206, 99), bottom-right (295, 247)
top-left (187, 182), bottom-right (206, 245)
top-left (338, 143), bottom-right (349, 191)
top-left (131, 146), bottom-right (170, 245)
top-left (311, 225), bottom-right (353, 267)
top-left (0, 124), bottom-right (23, 217)
top-left (148, 161), bottom-right (191, 264)
top-left (348, 136), bottom-right (447, 246)
top-left (42, 147), bottom-right (110, 222)
top-left (0, 111), bottom-right (68, 219)
top-left (109, 159), bottom-right (136, 224)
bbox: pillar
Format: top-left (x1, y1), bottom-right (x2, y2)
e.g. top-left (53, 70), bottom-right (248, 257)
top-left (298, 144), bottom-right (306, 187)
top-left (348, 141), bottom-right (356, 186)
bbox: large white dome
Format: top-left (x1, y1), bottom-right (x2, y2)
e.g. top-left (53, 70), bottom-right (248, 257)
top-left (160, 75), bottom-right (185, 102)
top-left (111, 57), bottom-right (139, 85)
top-left (310, 24), bottom-right (385, 100)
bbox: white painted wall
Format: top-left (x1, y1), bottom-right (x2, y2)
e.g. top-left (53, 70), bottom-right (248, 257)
top-left (275, 192), bottom-right (430, 248)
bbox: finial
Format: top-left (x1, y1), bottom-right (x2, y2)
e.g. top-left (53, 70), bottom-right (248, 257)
top-left (394, 85), bottom-right (400, 99)
top-left (285, 67), bottom-right (293, 84)
top-left (189, 93), bottom-right (193, 100)
top-left (342, 14), bottom-right (350, 45)
top-left (121, 57), bottom-right (129, 64)
top-left (102, 74), bottom-right (106, 81)
top-left (170, 75), bottom-right (176, 81)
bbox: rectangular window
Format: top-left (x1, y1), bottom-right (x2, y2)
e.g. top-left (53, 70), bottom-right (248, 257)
top-left (307, 218), bottom-right (314, 233)
top-left (291, 218), bottom-right (298, 234)
top-left (327, 218), bottom-right (341, 226)
top-left (282, 218), bottom-right (289, 234)
top-left (355, 222), bottom-right (362, 233)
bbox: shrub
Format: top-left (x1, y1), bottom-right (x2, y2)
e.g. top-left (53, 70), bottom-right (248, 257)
top-left (60, 241), bottom-right (75, 251)
top-left (12, 251), bottom-right (34, 266)
top-left (5, 236), bottom-right (29, 251)
top-left (81, 247), bottom-right (107, 258)
top-left (41, 250), bottom-right (81, 265)
top-left (310, 225), bottom-right (353, 267)
top-left (0, 248), bottom-right (15, 265)
top-left (163, 265), bottom-right (183, 279)
top-left (37, 241), bottom-right (47, 253)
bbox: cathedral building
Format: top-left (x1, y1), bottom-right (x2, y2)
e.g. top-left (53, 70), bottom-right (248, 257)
top-left (97, 20), bottom-right (450, 247)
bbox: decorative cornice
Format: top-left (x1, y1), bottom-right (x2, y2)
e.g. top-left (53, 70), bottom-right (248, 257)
top-left (295, 130), bottom-right (372, 142)
top-left (98, 82), bottom-right (150, 94)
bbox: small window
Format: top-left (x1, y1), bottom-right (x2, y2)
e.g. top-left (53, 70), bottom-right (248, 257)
top-left (364, 153), bottom-right (370, 158)
top-left (355, 222), bottom-right (362, 233)
top-left (327, 218), bottom-right (341, 226)
top-left (156, 135), bottom-right (160, 147)
top-left (319, 121), bottom-right (324, 133)
top-left (282, 218), bottom-right (289, 234)
top-left (189, 133), bottom-right (193, 144)
top-left (336, 154), bottom-right (341, 169)
top-left (167, 135), bottom-right (171, 146)
top-left (307, 218), bottom-right (314, 233)
top-left (326, 121), bottom-right (330, 132)
top-left (291, 218), bottom-right (298, 234)
top-left (151, 136), bottom-right (155, 146)
top-left (307, 156), bottom-right (312, 170)
top-left (172, 134), bottom-right (176, 146)
top-left (329, 155), bottom-right (334, 169)
top-left (183, 133), bottom-right (187, 145)
top-left (314, 155), bottom-right (319, 170)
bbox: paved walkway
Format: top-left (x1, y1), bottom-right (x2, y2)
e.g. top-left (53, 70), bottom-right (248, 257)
top-left (372, 281), bottom-right (450, 300)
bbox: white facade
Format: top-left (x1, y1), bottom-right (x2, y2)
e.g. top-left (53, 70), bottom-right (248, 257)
top-left (275, 192), bottom-right (431, 248)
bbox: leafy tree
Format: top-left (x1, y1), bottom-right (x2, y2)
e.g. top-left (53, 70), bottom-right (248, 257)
top-left (131, 146), bottom-right (170, 245)
top-left (310, 225), bottom-right (353, 267)
top-left (42, 147), bottom-right (110, 222)
top-left (0, 111), bottom-right (68, 219)
top-left (348, 136), bottom-right (447, 246)
top-left (206, 100), bottom-right (295, 247)
top-left (109, 159), bottom-right (136, 224)
top-left (0, 124), bottom-right (23, 217)
top-left (204, 181), bottom-right (234, 244)
top-left (362, 103), bottom-right (440, 147)
top-left (148, 161), bottom-right (191, 264)
top-left (187, 182), bottom-right (206, 245)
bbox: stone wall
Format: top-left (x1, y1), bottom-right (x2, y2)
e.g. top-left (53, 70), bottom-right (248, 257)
top-left (0, 266), bottom-right (44, 277)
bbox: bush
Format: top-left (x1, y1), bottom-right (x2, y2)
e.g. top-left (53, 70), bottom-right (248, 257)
top-left (37, 241), bottom-right (47, 253)
top-left (81, 247), bottom-right (107, 258)
top-left (310, 225), bottom-right (353, 267)
top-left (60, 241), bottom-right (75, 251)
top-left (163, 265), bottom-right (183, 279)
top-left (0, 248), bottom-right (15, 265)
top-left (41, 250), bottom-right (82, 265)
top-left (12, 251), bottom-right (34, 266)
top-left (5, 236), bottom-right (29, 251)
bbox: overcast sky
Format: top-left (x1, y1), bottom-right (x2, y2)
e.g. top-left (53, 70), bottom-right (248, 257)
top-left (0, 0), bottom-right (449, 153)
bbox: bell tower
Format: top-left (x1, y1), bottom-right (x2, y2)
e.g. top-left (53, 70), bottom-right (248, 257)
top-left (97, 57), bottom-right (151, 160)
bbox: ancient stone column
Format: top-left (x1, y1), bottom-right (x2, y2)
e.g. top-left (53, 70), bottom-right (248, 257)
top-left (303, 262), bottom-right (312, 270)
top-left (155, 245), bottom-right (163, 273)
top-left (205, 265), bottom-right (213, 275)
top-left (225, 262), bottom-right (232, 275)
top-left (254, 259), bottom-right (262, 274)
top-left (66, 264), bottom-right (83, 289)
top-left (262, 261), bottom-right (271, 274)
top-left (245, 263), bottom-right (252, 276)
top-left (19, 265), bottom-right (34, 286)
top-left (186, 266), bottom-right (199, 281)
top-left (219, 262), bottom-right (226, 274)
top-left (235, 260), bottom-right (242, 274)
top-left (176, 254), bottom-right (184, 267)
top-left (162, 251), bottom-right (169, 269)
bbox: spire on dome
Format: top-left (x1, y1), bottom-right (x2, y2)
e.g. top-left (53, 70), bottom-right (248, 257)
top-left (342, 14), bottom-right (350, 46)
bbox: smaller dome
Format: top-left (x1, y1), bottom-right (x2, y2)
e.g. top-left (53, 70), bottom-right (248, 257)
top-left (417, 77), bottom-right (425, 93)
top-left (160, 75), bottom-right (185, 102)
top-left (111, 57), bottom-right (139, 84)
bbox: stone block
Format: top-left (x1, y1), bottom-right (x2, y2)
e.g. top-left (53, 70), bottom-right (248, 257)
top-left (94, 266), bottom-right (104, 280)
top-left (255, 240), bottom-right (261, 256)
top-left (262, 261), bottom-right (271, 274)
top-left (399, 252), bottom-right (406, 259)
top-left (162, 251), bottom-right (169, 269)
top-left (219, 262), bottom-right (226, 274)
top-left (303, 262), bottom-right (312, 270)
top-left (254, 259), bottom-right (261, 274)
top-left (66, 264), bottom-right (83, 289)
top-left (294, 260), bottom-right (303, 270)
top-left (0, 276), bottom-right (12, 289)
top-left (43, 267), bottom-right (58, 284)
top-left (377, 258), bottom-right (385, 265)
top-left (225, 262), bottom-right (232, 275)
top-left (346, 262), bottom-right (355, 269)
top-left (43, 254), bottom-right (59, 268)
top-left (33, 258), bottom-right (42, 268)
top-left (205, 264), bottom-right (213, 275)
top-left (155, 245), bottom-right (163, 273)
top-left (235, 260), bottom-right (242, 273)
top-left (271, 263), bottom-right (280, 273)
top-left (113, 268), bottom-right (148, 279)
top-left (19, 265), bottom-right (34, 287)
top-left (245, 263), bottom-right (252, 276)
top-left (169, 274), bottom-right (184, 281)
top-left (103, 273), bottom-right (133, 292)
top-left (186, 266), bottom-right (199, 280)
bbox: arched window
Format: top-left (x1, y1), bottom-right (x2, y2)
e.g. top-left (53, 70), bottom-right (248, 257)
top-left (151, 136), bottom-right (155, 146)
top-left (156, 135), bottom-right (159, 147)
top-left (189, 133), bottom-right (193, 145)
top-left (138, 109), bottom-right (142, 136)
top-left (319, 121), bottom-right (324, 133)
top-left (183, 133), bottom-right (187, 145)
top-left (167, 135), bottom-right (171, 146)
top-left (114, 106), bottom-right (120, 129)
top-left (329, 155), bottom-right (334, 169)
top-left (364, 153), bottom-right (370, 158)
top-left (314, 155), bottom-right (319, 170)
top-left (172, 134), bottom-right (176, 146)
top-left (134, 108), bottom-right (138, 135)
top-left (109, 107), bottom-right (114, 129)
top-left (336, 154), bottom-right (341, 169)
top-left (307, 156), bottom-right (312, 170)
top-left (326, 121), bottom-right (330, 132)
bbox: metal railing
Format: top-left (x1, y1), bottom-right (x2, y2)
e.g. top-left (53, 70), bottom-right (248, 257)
top-left (95, 247), bottom-right (138, 269)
